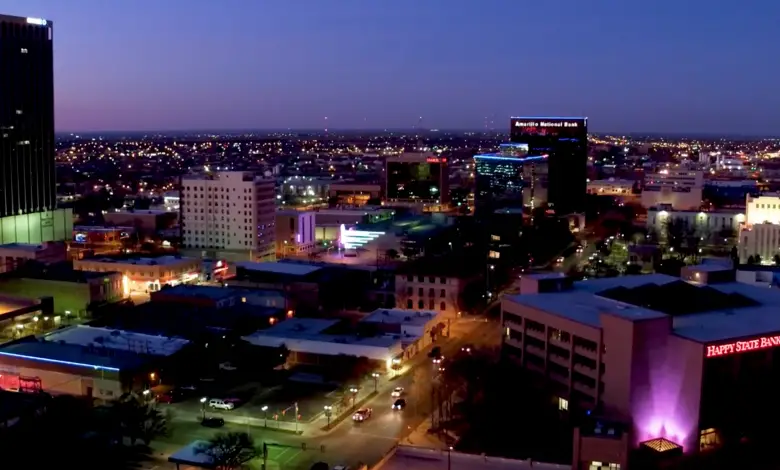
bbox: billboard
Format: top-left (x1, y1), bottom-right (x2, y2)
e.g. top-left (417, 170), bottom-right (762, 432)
top-left (510, 117), bottom-right (587, 140)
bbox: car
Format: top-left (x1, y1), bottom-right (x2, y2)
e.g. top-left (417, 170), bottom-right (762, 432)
top-left (461, 344), bottom-right (474, 353)
top-left (352, 408), bottom-right (372, 422)
top-left (555, 256), bottom-right (565, 264)
top-left (208, 399), bottom-right (235, 410)
top-left (392, 398), bottom-right (406, 410)
top-left (201, 417), bottom-right (225, 428)
top-left (391, 387), bottom-right (404, 397)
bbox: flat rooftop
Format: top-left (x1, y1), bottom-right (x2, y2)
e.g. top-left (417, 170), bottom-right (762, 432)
top-left (0, 294), bottom-right (39, 317)
top-left (0, 340), bottom-right (146, 371)
top-left (42, 325), bottom-right (190, 356)
top-left (87, 255), bottom-right (195, 266)
top-left (504, 274), bottom-right (780, 343)
top-left (380, 446), bottom-right (565, 470)
top-left (243, 317), bottom-right (404, 351)
top-left (361, 309), bottom-right (438, 327)
top-left (0, 243), bottom-right (49, 252)
top-left (155, 284), bottom-right (240, 301)
top-left (236, 261), bottom-right (322, 277)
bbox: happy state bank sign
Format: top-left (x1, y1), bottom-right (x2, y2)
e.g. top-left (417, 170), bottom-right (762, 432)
top-left (706, 335), bottom-right (780, 358)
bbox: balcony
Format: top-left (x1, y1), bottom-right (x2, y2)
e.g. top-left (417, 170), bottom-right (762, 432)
top-left (573, 362), bottom-right (597, 377)
top-left (573, 381), bottom-right (596, 397)
top-left (505, 337), bottom-right (523, 350)
top-left (548, 352), bottom-right (570, 368)
top-left (526, 344), bottom-right (546, 359)
top-left (574, 344), bottom-right (597, 358)
top-left (525, 327), bottom-right (547, 342)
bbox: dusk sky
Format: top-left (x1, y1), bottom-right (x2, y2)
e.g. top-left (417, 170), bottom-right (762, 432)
top-left (8, 0), bottom-right (780, 135)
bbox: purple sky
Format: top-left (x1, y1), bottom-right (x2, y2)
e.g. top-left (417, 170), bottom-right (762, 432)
top-left (8, 0), bottom-right (780, 134)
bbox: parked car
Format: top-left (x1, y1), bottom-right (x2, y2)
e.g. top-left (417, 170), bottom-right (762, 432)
top-left (392, 399), bottom-right (406, 410)
top-left (352, 408), bottom-right (372, 422)
top-left (201, 417), bottom-right (225, 428)
top-left (208, 399), bottom-right (235, 410)
top-left (391, 387), bottom-right (404, 397)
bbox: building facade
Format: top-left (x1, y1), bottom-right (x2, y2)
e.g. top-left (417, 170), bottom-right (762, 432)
top-left (73, 256), bottom-right (201, 294)
top-left (0, 14), bottom-right (72, 244)
top-left (641, 169), bottom-right (704, 210)
top-left (587, 178), bottom-right (638, 200)
top-left (646, 205), bottom-right (744, 241)
top-left (181, 171), bottom-right (275, 260)
top-left (385, 153), bottom-right (450, 211)
top-left (510, 117), bottom-right (588, 215)
top-left (738, 193), bottom-right (780, 263)
top-left (473, 147), bottom-right (549, 216)
top-left (275, 210), bottom-right (316, 258)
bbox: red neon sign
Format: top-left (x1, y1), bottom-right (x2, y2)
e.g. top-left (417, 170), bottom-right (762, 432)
top-left (706, 335), bottom-right (780, 358)
top-left (427, 157), bottom-right (447, 163)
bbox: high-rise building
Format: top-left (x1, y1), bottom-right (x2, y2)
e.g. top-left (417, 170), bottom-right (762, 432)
top-left (0, 14), bottom-right (72, 244)
top-left (473, 143), bottom-right (548, 216)
top-left (510, 117), bottom-right (588, 215)
top-left (181, 171), bottom-right (275, 260)
top-left (385, 153), bottom-right (449, 212)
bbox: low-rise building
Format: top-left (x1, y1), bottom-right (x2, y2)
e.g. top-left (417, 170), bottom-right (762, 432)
top-left (73, 255), bottom-right (201, 294)
top-left (103, 209), bottom-right (178, 236)
top-left (587, 178), bottom-right (637, 200)
top-left (0, 325), bottom-right (190, 399)
top-left (395, 258), bottom-right (477, 316)
top-left (646, 205), bottom-right (744, 240)
top-left (0, 242), bottom-right (67, 274)
top-left (275, 210), bottom-right (317, 258)
top-left (328, 183), bottom-right (381, 206)
top-left (374, 445), bottom-right (566, 470)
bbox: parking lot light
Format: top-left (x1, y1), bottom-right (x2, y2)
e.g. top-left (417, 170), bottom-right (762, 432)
top-left (371, 372), bottom-right (380, 392)
top-left (261, 405), bottom-right (269, 427)
top-left (324, 405), bottom-right (333, 428)
top-left (200, 397), bottom-right (207, 420)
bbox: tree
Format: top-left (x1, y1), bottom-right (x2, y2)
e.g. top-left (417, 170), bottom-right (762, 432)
top-left (196, 432), bottom-right (258, 470)
top-left (111, 393), bottom-right (169, 445)
top-left (774, 254), bottom-right (780, 266)
top-left (385, 248), bottom-right (399, 260)
top-left (310, 462), bottom-right (330, 470)
top-left (731, 246), bottom-right (740, 266)
top-left (747, 255), bottom-right (756, 265)
top-left (754, 254), bottom-right (762, 265)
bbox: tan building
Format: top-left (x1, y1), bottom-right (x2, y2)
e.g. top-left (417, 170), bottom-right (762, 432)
top-left (395, 259), bottom-right (474, 317)
top-left (0, 242), bottom-right (67, 274)
top-left (73, 255), bottom-right (200, 294)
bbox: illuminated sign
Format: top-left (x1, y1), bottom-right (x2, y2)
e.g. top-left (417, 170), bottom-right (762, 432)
top-left (339, 224), bottom-right (385, 249)
top-left (26, 17), bottom-right (47, 26)
top-left (705, 335), bottom-right (780, 358)
top-left (513, 120), bottom-right (579, 128)
top-left (426, 157), bottom-right (447, 163)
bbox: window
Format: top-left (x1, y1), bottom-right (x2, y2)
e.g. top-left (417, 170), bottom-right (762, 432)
top-left (558, 397), bottom-right (568, 411)
top-left (418, 300), bottom-right (424, 309)
top-left (407, 300), bottom-right (413, 308)
top-left (429, 288), bottom-right (435, 297)
top-left (20, 48), bottom-right (28, 54)
top-left (407, 287), bottom-right (412, 295)
top-left (440, 277), bottom-right (446, 284)
top-left (440, 302), bottom-right (446, 311)
top-left (488, 250), bottom-right (500, 259)
top-left (440, 289), bottom-right (445, 297)
top-left (418, 287), bottom-right (423, 296)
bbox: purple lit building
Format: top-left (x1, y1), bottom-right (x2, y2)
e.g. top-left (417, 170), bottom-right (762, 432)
top-left (501, 267), bottom-right (780, 468)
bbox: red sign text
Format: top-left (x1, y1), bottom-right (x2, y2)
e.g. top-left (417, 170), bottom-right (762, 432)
top-left (706, 335), bottom-right (780, 358)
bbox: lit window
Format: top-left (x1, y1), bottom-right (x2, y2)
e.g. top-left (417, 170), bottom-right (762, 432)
top-left (558, 397), bottom-right (568, 411)
top-left (20, 48), bottom-right (28, 54)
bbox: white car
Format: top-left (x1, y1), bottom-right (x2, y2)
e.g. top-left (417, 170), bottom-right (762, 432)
top-left (208, 399), bottom-right (235, 410)
top-left (391, 387), bottom-right (404, 397)
top-left (352, 408), bottom-right (372, 422)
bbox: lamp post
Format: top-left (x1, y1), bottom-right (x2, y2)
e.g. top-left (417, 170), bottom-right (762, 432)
top-left (261, 405), bottom-right (269, 428)
top-left (349, 387), bottom-right (358, 408)
top-left (448, 446), bottom-right (453, 470)
top-left (371, 372), bottom-right (380, 393)
top-left (324, 405), bottom-right (333, 429)
top-left (200, 397), bottom-right (207, 421)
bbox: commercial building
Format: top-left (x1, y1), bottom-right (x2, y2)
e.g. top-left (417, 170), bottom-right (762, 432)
top-left (641, 169), bottom-right (704, 210)
top-left (71, 226), bottom-right (133, 255)
top-left (501, 271), bottom-right (780, 467)
top-left (586, 178), bottom-right (638, 201)
top-left (0, 14), bottom-right (73, 244)
top-left (275, 210), bottom-right (316, 258)
top-left (738, 193), bottom-right (780, 263)
top-left (395, 257), bottom-right (477, 316)
top-left (242, 309), bottom-right (442, 370)
top-left (473, 143), bottom-right (549, 216)
top-left (328, 182), bottom-right (381, 206)
top-left (373, 445), bottom-right (564, 470)
top-left (0, 325), bottom-right (190, 399)
top-left (181, 171), bottom-right (275, 260)
top-left (0, 293), bottom-right (53, 342)
top-left (646, 205), bottom-right (744, 241)
top-left (510, 117), bottom-right (588, 215)
top-left (385, 153), bottom-right (450, 212)
top-left (103, 209), bottom-right (177, 236)
top-left (73, 255), bottom-right (200, 294)
top-left (0, 242), bottom-right (67, 273)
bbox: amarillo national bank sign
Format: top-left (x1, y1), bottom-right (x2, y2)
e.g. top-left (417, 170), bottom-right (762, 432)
top-left (706, 335), bottom-right (780, 358)
top-left (513, 120), bottom-right (581, 128)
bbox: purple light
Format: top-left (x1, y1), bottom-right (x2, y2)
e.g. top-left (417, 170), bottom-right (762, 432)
top-left (0, 351), bottom-right (121, 372)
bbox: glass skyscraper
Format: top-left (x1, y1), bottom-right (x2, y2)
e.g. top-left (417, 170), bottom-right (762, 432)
top-left (473, 143), bottom-right (548, 216)
top-left (0, 14), bottom-right (72, 243)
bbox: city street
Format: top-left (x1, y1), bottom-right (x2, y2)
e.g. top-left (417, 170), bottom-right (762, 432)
top-left (150, 319), bottom-right (500, 469)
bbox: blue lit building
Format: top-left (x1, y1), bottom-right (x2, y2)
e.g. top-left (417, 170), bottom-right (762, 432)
top-left (473, 143), bottom-right (549, 216)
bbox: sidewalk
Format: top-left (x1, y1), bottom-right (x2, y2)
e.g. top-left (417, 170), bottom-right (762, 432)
top-left (402, 418), bottom-right (448, 449)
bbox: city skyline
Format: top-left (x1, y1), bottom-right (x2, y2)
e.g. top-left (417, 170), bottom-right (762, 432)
top-left (8, 0), bottom-right (780, 135)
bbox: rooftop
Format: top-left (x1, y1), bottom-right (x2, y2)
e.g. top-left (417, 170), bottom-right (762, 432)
top-left (0, 340), bottom-right (147, 371)
top-left (42, 325), bottom-right (190, 357)
top-left (156, 284), bottom-right (241, 301)
top-left (504, 274), bottom-right (780, 343)
top-left (85, 255), bottom-right (194, 266)
top-left (379, 446), bottom-right (568, 470)
top-left (168, 441), bottom-right (214, 469)
top-left (0, 294), bottom-right (39, 317)
top-left (0, 243), bottom-right (49, 253)
top-left (361, 309), bottom-right (439, 327)
top-left (236, 261), bottom-right (322, 277)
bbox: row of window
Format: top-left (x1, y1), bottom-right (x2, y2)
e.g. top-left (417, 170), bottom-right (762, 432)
top-left (406, 287), bottom-right (447, 297)
top-left (503, 311), bottom-right (599, 352)
top-left (405, 275), bottom-right (448, 284)
top-left (406, 299), bottom-right (448, 311)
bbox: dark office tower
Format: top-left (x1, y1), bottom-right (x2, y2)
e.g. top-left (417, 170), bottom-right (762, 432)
top-left (0, 14), bottom-right (71, 244)
top-left (473, 143), bottom-right (548, 216)
top-left (385, 153), bottom-right (450, 212)
top-left (510, 117), bottom-right (588, 215)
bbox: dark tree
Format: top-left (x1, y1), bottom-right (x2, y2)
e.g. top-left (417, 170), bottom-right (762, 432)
top-left (747, 255), bottom-right (756, 265)
top-left (196, 432), bottom-right (257, 470)
top-left (385, 248), bottom-right (399, 259)
top-left (310, 462), bottom-right (330, 470)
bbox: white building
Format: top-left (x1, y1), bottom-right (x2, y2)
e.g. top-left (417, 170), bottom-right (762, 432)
top-left (181, 171), bottom-right (275, 260)
top-left (646, 206), bottom-right (744, 240)
top-left (739, 193), bottom-right (780, 263)
top-left (275, 210), bottom-right (316, 258)
top-left (641, 169), bottom-right (703, 210)
top-left (586, 178), bottom-right (637, 200)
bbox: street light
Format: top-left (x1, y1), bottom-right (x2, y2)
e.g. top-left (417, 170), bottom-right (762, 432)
top-left (324, 405), bottom-right (333, 428)
top-left (200, 397), bottom-right (207, 421)
top-left (348, 387), bottom-right (358, 408)
top-left (261, 405), bottom-right (269, 428)
top-left (448, 446), bottom-right (453, 470)
top-left (371, 372), bottom-right (380, 393)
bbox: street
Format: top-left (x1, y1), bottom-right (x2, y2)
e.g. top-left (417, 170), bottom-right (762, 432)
top-left (148, 319), bottom-right (500, 469)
